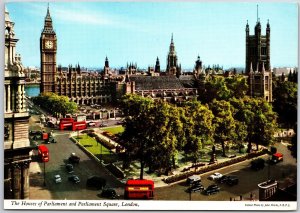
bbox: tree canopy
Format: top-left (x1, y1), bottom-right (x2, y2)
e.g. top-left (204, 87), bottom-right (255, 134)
top-left (32, 92), bottom-right (78, 117)
top-left (273, 81), bottom-right (297, 128)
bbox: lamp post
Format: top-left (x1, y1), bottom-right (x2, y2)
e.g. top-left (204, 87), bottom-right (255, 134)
top-left (43, 161), bottom-right (46, 186)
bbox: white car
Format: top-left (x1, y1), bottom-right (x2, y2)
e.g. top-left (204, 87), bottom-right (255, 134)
top-left (208, 172), bottom-right (223, 180)
top-left (54, 174), bottom-right (62, 183)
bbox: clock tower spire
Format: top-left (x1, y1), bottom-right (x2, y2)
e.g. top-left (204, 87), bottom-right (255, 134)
top-left (40, 3), bottom-right (57, 93)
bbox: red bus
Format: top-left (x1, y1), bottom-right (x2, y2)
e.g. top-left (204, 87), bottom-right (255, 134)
top-left (59, 118), bottom-right (74, 130)
top-left (38, 145), bottom-right (49, 162)
top-left (72, 121), bottom-right (87, 131)
top-left (59, 118), bottom-right (87, 131)
top-left (124, 179), bottom-right (154, 199)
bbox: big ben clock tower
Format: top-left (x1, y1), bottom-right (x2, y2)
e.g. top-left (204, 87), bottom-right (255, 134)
top-left (40, 5), bottom-right (57, 93)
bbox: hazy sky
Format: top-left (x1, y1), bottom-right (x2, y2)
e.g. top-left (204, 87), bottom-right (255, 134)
top-left (6, 1), bottom-right (298, 69)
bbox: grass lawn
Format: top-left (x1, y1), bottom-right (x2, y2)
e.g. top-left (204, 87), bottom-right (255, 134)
top-left (101, 126), bottom-right (124, 135)
top-left (75, 134), bottom-right (118, 163)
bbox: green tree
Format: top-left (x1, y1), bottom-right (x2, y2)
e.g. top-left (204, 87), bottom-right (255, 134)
top-left (120, 94), bottom-right (155, 179)
top-left (182, 101), bottom-right (214, 163)
top-left (230, 97), bottom-right (277, 152)
top-left (225, 75), bottom-right (248, 99)
top-left (209, 100), bottom-right (236, 157)
top-left (273, 81), bottom-right (297, 128)
top-left (32, 92), bottom-right (78, 116)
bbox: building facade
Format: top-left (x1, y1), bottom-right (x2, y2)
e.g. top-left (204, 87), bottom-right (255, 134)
top-left (4, 7), bottom-right (32, 199)
top-left (246, 17), bottom-right (272, 102)
top-left (245, 19), bottom-right (270, 74)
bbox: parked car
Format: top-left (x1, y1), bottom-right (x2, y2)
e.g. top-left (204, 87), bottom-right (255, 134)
top-left (69, 153), bottom-right (80, 164)
top-left (100, 123), bottom-right (108, 127)
top-left (86, 176), bottom-right (106, 189)
top-left (54, 174), bottom-right (62, 183)
top-left (186, 182), bottom-right (205, 193)
top-left (203, 184), bottom-right (220, 195)
top-left (88, 122), bottom-right (96, 127)
top-left (68, 175), bottom-right (80, 184)
top-left (100, 188), bottom-right (117, 199)
top-left (208, 172), bottom-right (223, 180)
top-left (66, 164), bottom-right (74, 173)
top-left (251, 158), bottom-right (265, 170)
top-left (218, 175), bottom-right (229, 184)
top-left (186, 175), bottom-right (201, 185)
top-left (226, 176), bottom-right (239, 186)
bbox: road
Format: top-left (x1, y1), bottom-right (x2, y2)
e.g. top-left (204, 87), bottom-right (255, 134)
top-left (29, 116), bottom-right (124, 200)
top-left (154, 142), bottom-right (296, 201)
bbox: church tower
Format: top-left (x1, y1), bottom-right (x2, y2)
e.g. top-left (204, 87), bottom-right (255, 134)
top-left (246, 6), bottom-right (272, 102)
top-left (4, 6), bottom-right (31, 199)
top-left (245, 6), bottom-right (270, 74)
top-left (40, 4), bottom-right (57, 93)
top-left (166, 34), bottom-right (181, 77)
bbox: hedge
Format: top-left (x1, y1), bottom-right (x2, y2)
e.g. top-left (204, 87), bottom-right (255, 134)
top-left (163, 149), bottom-right (268, 184)
top-left (88, 132), bottom-right (116, 150)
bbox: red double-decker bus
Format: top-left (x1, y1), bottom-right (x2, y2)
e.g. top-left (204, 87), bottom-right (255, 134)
top-left (124, 179), bottom-right (154, 199)
top-left (38, 145), bottom-right (49, 162)
top-left (59, 118), bottom-right (74, 130)
top-left (72, 121), bottom-right (87, 131)
top-left (59, 118), bottom-right (87, 131)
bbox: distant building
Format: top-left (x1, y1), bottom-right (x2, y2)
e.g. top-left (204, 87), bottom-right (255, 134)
top-left (4, 7), bottom-right (32, 199)
top-left (273, 67), bottom-right (297, 76)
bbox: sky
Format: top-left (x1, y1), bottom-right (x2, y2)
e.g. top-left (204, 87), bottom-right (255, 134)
top-left (5, 1), bottom-right (298, 70)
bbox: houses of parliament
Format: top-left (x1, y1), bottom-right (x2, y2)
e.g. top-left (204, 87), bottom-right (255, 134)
top-left (40, 6), bottom-right (272, 105)
top-left (4, 5), bottom-right (272, 198)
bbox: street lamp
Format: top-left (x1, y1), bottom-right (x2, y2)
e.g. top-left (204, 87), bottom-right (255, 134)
top-left (43, 161), bottom-right (46, 186)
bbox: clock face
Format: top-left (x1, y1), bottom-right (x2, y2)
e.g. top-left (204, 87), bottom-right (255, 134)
top-left (45, 40), bottom-right (53, 49)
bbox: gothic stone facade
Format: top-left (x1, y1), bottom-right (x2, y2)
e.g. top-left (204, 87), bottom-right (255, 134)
top-left (4, 7), bottom-right (31, 199)
top-left (246, 18), bottom-right (272, 102)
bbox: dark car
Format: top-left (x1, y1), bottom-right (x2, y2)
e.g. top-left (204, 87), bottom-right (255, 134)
top-left (86, 176), bottom-right (106, 189)
top-left (203, 184), bottom-right (220, 195)
top-left (66, 164), bottom-right (74, 173)
top-left (218, 175), bottom-right (229, 184)
top-left (186, 175), bottom-right (201, 185)
top-left (29, 130), bottom-right (42, 136)
top-left (251, 158), bottom-right (265, 170)
top-left (226, 176), bottom-right (239, 186)
top-left (69, 153), bottom-right (80, 164)
top-left (101, 188), bottom-right (117, 199)
top-left (68, 175), bottom-right (80, 184)
top-left (186, 182), bottom-right (205, 193)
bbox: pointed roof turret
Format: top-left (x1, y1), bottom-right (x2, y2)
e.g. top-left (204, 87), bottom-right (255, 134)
top-left (42, 3), bottom-right (55, 34)
top-left (45, 3), bottom-right (52, 21)
top-left (169, 33), bottom-right (175, 53)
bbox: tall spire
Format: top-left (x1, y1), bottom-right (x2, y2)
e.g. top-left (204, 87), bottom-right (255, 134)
top-left (171, 33), bottom-right (174, 44)
top-left (257, 4), bottom-right (259, 23)
top-left (43, 3), bottom-right (55, 34)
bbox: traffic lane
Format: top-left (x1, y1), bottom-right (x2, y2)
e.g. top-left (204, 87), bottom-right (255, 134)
top-left (155, 159), bottom-right (260, 201)
top-left (155, 151), bottom-right (297, 201)
top-left (38, 133), bottom-right (124, 200)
